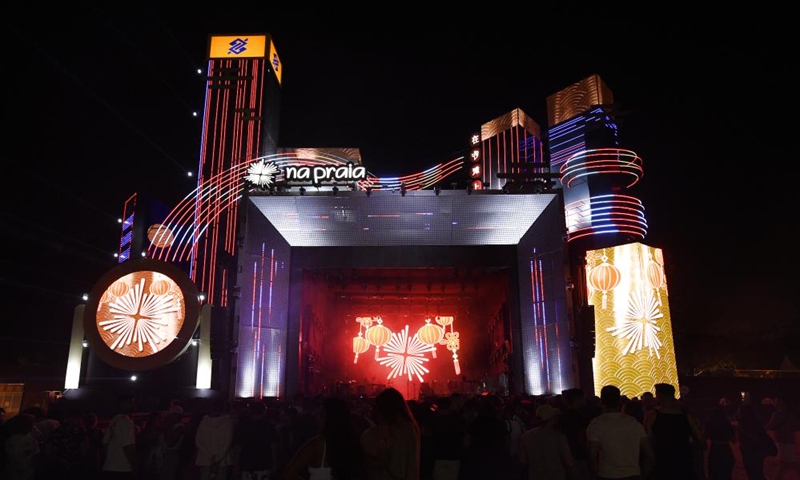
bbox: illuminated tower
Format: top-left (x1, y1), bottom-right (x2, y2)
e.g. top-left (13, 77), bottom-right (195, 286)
top-left (547, 75), bottom-right (665, 395)
top-left (546, 74), bottom-right (647, 250)
top-left (469, 108), bottom-right (549, 192)
top-left (193, 34), bottom-right (283, 307)
top-left (116, 192), bottom-right (170, 263)
top-left (585, 242), bottom-right (679, 398)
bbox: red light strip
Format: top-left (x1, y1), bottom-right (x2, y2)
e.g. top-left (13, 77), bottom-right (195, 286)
top-left (150, 153), bottom-right (466, 263)
top-left (560, 148), bottom-right (643, 188)
top-left (564, 193), bottom-right (648, 242)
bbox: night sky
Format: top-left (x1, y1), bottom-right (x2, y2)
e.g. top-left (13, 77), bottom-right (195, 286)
top-left (3, 8), bottom-right (798, 378)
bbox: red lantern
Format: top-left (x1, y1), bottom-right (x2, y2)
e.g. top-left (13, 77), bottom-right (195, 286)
top-left (110, 280), bottom-right (128, 297)
top-left (647, 262), bottom-right (664, 290)
top-left (353, 334), bottom-right (370, 364)
top-left (435, 315), bottom-right (454, 327)
top-left (588, 257), bottom-right (621, 309)
top-left (647, 261), bottom-right (665, 305)
top-left (417, 318), bottom-right (444, 358)
top-left (150, 279), bottom-right (170, 296)
top-left (365, 317), bottom-right (391, 360)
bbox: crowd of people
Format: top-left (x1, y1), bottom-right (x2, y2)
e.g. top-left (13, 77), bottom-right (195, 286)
top-left (1, 383), bottom-right (799, 480)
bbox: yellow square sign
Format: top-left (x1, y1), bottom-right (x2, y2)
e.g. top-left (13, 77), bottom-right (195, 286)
top-left (209, 35), bottom-right (267, 59)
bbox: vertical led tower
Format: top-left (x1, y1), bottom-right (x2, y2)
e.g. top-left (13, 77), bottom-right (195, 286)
top-left (586, 243), bottom-right (679, 398)
top-left (547, 74), bottom-right (647, 249)
top-left (193, 34), bottom-right (282, 307)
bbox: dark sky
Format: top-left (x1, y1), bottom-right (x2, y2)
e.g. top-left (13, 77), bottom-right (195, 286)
top-left (3, 7), bottom-right (798, 374)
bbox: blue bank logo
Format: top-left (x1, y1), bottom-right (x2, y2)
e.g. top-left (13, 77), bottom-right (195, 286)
top-left (272, 53), bottom-right (280, 73)
top-left (228, 38), bottom-right (249, 55)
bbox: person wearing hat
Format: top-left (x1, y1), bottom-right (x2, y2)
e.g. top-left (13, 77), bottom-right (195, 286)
top-left (519, 403), bottom-right (576, 479)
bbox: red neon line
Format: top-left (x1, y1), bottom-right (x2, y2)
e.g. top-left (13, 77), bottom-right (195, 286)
top-left (256, 244), bottom-right (265, 396)
top-left (536, 256), bottom-right (551, 392)
top-left (250, 260), bottom-right (257, 397)
top-left (255, 59), bottom-right (264, 155)
top-left (267, 248), bottom-right (275, 397)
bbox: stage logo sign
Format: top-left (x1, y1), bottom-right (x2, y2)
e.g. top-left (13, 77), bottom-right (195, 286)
top-left (245, 159), bottom-right (367, 187)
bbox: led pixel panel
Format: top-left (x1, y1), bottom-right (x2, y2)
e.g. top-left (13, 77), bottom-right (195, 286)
top-left (586, 243), bottom-right (679, 398)
top-left (83, 259), bottom-right (200, 371)
top-left (250, 192), bottom-right (557, 247)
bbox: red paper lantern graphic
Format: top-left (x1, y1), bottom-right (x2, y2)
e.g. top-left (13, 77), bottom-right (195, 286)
top-left (588, 257), bottom-right (621, 309)
top-left (417, 318), bottom-right (444, 358)
top-left (150, 279), bottom-right (171, 296)
top-left (365, 317), bottom-right (392, 360)
top-left (435, 315), bottom-right (454, 327)
top-left (353, 334), bottom-right (370, 364)
top-left (109, 280), bottom-right (129, 297)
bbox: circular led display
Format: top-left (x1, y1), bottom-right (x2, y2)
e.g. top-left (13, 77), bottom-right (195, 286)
top-left (146, 224), bottom-right (175, 248)
top-left (84, 259), bottom-right (200, 371)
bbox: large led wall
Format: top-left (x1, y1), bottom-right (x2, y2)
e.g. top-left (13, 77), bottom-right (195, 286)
top-left (516, 198), bottom-right (574, 394)
top-left (234, 201), bottom-right (291, 398)
top-left (587, 242), bottom-right (679, 398)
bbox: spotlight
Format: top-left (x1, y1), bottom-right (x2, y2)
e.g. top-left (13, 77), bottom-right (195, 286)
top-left (196, 68), bottom-right (203, 74)
top-left (113, 252), bottom-right (119, 258)
top-left (198, 292), bottom-right (207, 302)
top-left (117, 218), bottom-right (123, 224)
top-left (192, 111), bottom-right (198, 117)
top-left (130, 375), bottom-right (137, 381)
top-left (187, 171), bottom-right (193, 177)
top-left (400, 183), bottom-right (407, 197)
top-left (82, 340), bottom-right (89, 348)
top-left (191, 339), bottom-right (198, 347)
top-left (299, 187), bottom-right (306, 196)
top-left (82, 293), bottom-right (89, 301)
top-left (434, 185), bottom-right (441, 196)
top-left (365, 186), bottom-right (372, 197)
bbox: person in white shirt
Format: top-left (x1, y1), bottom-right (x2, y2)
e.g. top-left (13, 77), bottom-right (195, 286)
top-left (194, 398), bottom-right (234, 480)
top-left (102, 397), bottom-right (137, 479)
top-left (586, 385), bottom-right (654, 480)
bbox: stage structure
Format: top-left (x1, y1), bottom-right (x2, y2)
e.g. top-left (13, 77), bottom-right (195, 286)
top-left (67, 33), bottom-right (681, 401)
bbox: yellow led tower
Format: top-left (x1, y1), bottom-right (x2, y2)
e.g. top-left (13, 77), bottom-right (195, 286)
top-left (586, 242), bottom-right (679, 398)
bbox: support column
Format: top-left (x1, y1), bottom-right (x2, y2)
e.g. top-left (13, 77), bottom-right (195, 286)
top-left (65, 305), bottom-right (85, 389)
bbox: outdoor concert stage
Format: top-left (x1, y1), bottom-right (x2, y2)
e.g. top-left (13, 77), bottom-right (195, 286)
top-left (233, 188), bottom-right (574, 400)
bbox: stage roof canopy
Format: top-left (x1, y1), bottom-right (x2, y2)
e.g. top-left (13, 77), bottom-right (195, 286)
top-left (249, 191), bottom-right (559, 247)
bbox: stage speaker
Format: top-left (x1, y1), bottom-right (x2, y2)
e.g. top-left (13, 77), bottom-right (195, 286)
top-left (209, 306), bottom-right (231, 360)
